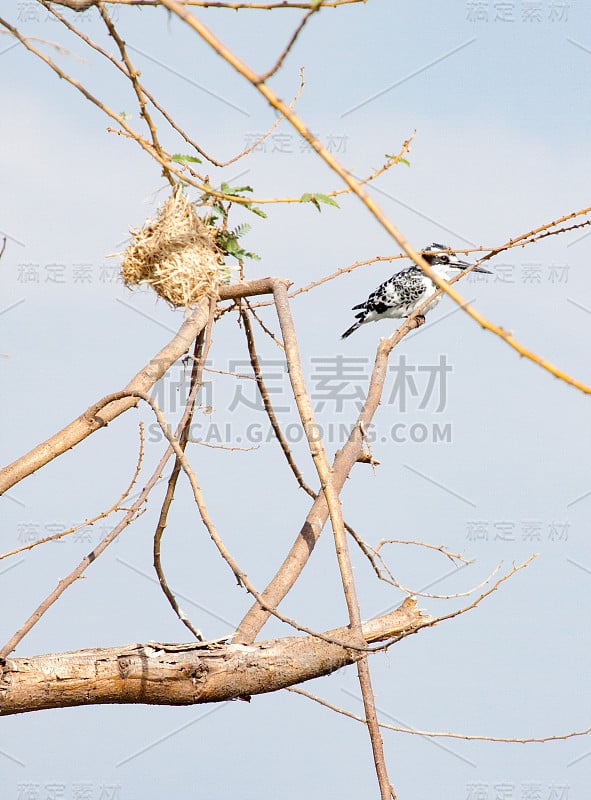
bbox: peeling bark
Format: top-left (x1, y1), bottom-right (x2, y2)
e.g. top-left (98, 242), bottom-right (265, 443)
top-left (0, 600), bottom-right (428, 716)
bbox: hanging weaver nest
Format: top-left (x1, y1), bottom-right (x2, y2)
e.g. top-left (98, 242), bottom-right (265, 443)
top-left (121, 186), bottom-right (225, 308)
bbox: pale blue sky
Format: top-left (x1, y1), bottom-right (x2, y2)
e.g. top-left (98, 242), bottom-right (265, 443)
top-left (1, 2), bottom-right (590, 799)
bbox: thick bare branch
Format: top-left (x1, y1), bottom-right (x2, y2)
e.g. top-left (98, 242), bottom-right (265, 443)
top-left (218, 277), bottom-right (284, 300)
top-left (0, 599), bottom-right (426, 717)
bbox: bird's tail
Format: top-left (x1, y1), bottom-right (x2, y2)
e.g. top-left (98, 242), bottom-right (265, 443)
top-left (341, 320), bottom-right (362, 339)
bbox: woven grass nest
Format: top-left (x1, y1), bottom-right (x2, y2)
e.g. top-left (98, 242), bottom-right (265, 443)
top-left (121, 187), bottom-right (225, 308)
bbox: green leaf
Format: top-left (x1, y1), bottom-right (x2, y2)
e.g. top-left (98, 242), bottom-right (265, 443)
top-left (299, 192), bottom-right (339, 212)
top-left (384, 153), bottom-right (410, 167)
top-left (315, 193), bottom-right (339, 208)
top-left (216, 227), bottom-right (261, 262)
top-left (231, 223), bottom-right (252, 239)
top-left (223, 238), bottom-right (240, 254)
top-left (220, 182), bottom-right (254, 195)
top-left (171, 153), bottom-right (202, 164)
top-left (244, 204), bottom-right (267, 219)
top-left (210, 202), bottom-right (226, 220)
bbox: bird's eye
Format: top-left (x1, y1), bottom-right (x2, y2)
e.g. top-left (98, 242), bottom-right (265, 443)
top-left (439, 255), bottom-right (449, 263)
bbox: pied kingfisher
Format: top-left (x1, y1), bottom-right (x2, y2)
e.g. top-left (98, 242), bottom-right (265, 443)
top-left (341, 243), bottom-right (491, 339)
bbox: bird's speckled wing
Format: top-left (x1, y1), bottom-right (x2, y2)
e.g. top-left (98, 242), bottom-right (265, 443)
top-left (355, 266), bottom-right (428, 314)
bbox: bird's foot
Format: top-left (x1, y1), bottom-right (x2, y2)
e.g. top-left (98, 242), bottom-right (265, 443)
top-left (409, 314), bottom-right (426, 329)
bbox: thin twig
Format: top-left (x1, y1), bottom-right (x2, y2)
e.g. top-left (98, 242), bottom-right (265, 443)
top-left (353, 536), bottom-right (500, 600)
top-left (368, 556), bottom-right (537, 657)
top-left (0, 431), bottom-right (174, 660)
top-left (153, 322), bottom-right (212, 642)
top-left (375, 539), bottom-right (469, 565)
top-left (256, 8), bottom-right (319, 83)
top-left (244, 299), bottom-right (285, 349)
top-left (289, 254), bottom-right (403, 299)
top-left (415, 555), bottom-right (539, 633)
top-left (0, 423), bottom-right (145, 561)
top-left (190, 439), bottom-right (258, 451)
top-left (345, 530), bottom-right (493, 600)
top-left (241, 308), bottom-right (312, 493)
top-left (52, 0), bottom-right (364, 9)
top-left (0, 28), bottom-right (86, 59)
top-left (97, 4), bottom-right (174, 185)
top-left (288, 687), bottom-right (591, 744)
top-left (197, 66), bottom-right (306, 167)
top-left (201, 365), bottom-right (255, 379)
top-left (328, 132), bottom-right (415, 198)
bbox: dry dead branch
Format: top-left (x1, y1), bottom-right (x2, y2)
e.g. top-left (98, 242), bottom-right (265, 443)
top-left (0, 600), bottom-right (426, 717)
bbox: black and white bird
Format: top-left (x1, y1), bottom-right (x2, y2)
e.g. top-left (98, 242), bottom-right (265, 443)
top-left (341, 243), bottom-right (491, 339)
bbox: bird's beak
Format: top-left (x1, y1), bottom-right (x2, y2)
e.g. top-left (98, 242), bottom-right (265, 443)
top-left (456, 260), bottom-right (492, 274)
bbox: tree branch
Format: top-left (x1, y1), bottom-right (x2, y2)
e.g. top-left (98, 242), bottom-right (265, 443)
top-left (0, 279), bottom-right (279, 496)
top-left (288, 686), bottom-right (591, 745)
top-left (234, 320), bottom-right (414, 643)
top-left (0, 599), bottom-right (426, 717)
top-left (153, 314), bottom-right (214, 642)
top-left (270, 281), bottom-right (395, 798)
